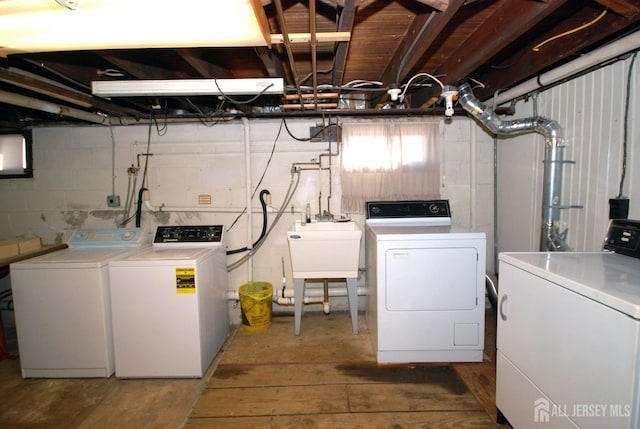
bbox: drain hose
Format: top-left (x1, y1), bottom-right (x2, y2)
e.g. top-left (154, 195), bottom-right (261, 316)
top-left (226, 189), bottom-right (271, 255)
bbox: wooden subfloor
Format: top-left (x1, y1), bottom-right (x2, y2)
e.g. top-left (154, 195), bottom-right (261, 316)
top-left (0, 309), bottom-right (500, 428)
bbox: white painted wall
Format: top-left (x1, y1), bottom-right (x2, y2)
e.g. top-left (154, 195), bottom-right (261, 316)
top-left (496, 55), bottom-right (639, 255)
top-left (0, 115), bottom-right (492, 323)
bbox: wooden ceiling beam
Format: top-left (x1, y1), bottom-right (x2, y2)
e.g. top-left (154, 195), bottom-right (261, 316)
top-left (379, 0), bottom-right (465, 89)
top-left (332, 0), bottom-right (356, 88)
top-left (99, 52), bottom-right (189, 80)
top-left (414, 0), bottom-right (448, 12)
top-left (474, 5), bottom-right (640, 101)
top-left (409, 0), bottom-right (569, 108)
top-left (175, 49), bottom-right (235, 79)
top-left (593, 0), bottom-right (640, 19)
top-left (254, 46), bottom-right (288, 78)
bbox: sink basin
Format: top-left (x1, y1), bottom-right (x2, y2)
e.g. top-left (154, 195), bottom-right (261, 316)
top-left (287, 220), bottom-right (362, 278)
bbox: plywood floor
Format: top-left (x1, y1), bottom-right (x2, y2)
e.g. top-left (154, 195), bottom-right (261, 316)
top-left (0, 309), bottom-right (501, 429)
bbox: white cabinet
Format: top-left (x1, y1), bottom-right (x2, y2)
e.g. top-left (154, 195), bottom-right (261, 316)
top-left (496, 252), bottom-right (640, 429)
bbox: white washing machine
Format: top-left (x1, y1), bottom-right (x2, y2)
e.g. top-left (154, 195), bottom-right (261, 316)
top-left (365, 200), bottom-right (486, 363)
top-left (108, 225), bottom-right (228, 378)
top-left (9, 228), bottom-right (147, 378)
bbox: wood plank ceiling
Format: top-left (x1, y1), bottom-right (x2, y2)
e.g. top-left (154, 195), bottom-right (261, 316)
top-left (0, 0), bottom-right (639, 129)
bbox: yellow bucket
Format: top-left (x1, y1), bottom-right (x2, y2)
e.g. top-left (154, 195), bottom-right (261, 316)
top-left (238, 281), bottom-right (273, 332)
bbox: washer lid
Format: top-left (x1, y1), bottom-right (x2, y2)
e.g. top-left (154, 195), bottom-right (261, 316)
top-left (10, 247), bottom-right (135, 269)
top-left (500, 252), bottom-right (640, 319)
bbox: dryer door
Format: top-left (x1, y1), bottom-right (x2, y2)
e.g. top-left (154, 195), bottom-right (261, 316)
top-left (385, 247), bottom-right (478, 311)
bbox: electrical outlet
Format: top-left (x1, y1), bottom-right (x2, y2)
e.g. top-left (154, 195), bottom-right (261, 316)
top-left (107, 195), bottom-right (121, 207)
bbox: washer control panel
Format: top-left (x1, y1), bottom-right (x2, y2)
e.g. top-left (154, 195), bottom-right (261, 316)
top-left (153, 225), bottom-right (224, 247)
top-left (69, 227), bottom-right (147, 248)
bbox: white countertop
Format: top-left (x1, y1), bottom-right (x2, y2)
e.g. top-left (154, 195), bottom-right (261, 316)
top-left (499, 251), bottom-right (640, 319)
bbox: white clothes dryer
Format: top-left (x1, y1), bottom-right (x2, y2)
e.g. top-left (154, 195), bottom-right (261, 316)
top-left (365, 200), bottom-right (486, 363)
top-left (496, 219), bottom-right (640, 428)
top-left (108, 225), bottom-right (228, 378)
top-left (9, 228), bottom-right (147, 378)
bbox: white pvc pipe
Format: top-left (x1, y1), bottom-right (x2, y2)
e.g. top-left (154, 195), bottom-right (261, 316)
top-left (225, 286), bottom-right (369, 300)
top-left (276, 286), bottom-right (369, 299)
top-left (143, 200), bottom-right (280, 213)
top-left (0, 89), bottom-right (108, 124)
top-left (242, 117), bottom-right (253, 280)
top-left (274, 296), bottom-right (324, 306)
top-left (323, 302), bottom-right (331, 314)
top-left (470, 121), bottom-right (477, 229)
top-left (488, 30), bottom-right (640, 107)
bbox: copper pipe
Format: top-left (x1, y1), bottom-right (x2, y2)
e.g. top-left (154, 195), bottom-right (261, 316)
top-left (284, 92), bottom-right (339, 100)
top-left (280, 103), bottom-right (338, 110)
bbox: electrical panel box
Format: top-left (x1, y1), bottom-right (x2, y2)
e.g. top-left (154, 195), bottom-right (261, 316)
top-left (309, 124), bottom-right (341, 142)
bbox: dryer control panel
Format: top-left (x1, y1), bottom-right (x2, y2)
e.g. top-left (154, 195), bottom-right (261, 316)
top-left (366, 200), bottom-right (451, 219)
top-left (604, 219), bottom-right (640, 259)
top-left (153, 225), bottom-right (224, 247)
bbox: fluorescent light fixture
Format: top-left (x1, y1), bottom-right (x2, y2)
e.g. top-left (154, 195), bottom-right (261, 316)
top-left (92, 78), bottom-right (285, 97)
top-left (0, 0), bottom-right (270, 55)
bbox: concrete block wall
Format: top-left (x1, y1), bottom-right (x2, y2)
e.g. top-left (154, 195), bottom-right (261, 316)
top-left (0, 116), bottom-right (493, 324)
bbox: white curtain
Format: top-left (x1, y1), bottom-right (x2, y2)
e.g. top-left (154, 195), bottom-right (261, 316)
top-left (340, 118), bottom-right (440, 213)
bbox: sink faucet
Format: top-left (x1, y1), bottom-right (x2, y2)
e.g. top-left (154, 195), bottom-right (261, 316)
top-left (316, 210), bottom-right (334, 222)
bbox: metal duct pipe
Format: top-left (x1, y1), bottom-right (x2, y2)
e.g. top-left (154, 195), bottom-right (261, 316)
top-left (457, 82), bottom-right (571, 251)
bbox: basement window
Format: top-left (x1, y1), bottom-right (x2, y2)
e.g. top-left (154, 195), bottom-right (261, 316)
top-left (0, 131), bottom-right (33, 179)
top-left (340, 119), bottom-right (441, 213)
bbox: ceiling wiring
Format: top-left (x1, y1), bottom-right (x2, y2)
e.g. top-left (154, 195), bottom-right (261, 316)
top-left (185, 97), bottom-right (233, 127)
top-left (399, 72), bottom-right (445, 102)
top-left (532, 9), bottom-right (608, 52)
top-left (213, 79), bottom-right (275, 105)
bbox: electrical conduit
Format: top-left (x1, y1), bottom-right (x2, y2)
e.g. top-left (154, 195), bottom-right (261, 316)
top-left (488, 30), bottom-right (640, 108)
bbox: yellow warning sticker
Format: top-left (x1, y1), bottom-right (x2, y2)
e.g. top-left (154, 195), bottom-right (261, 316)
top-left (176, 267), bottom-right (196, 294)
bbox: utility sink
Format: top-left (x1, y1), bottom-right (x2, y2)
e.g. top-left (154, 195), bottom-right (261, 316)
top-left (287, 220), bottom-right (362, 279)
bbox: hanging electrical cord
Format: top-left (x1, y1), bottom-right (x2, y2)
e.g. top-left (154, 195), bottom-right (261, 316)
top-left (185, 97), bottom-right (230, 127)
top-left (227, 118), bottom-right (285, 231)
top-left (618, 51), bottom-right (637, 198)
top-left (135, 187), bottom-right (147, 228)
top-left (119, 166), bottom-right (139, 227)
top-left (151, 101), bottom-right (169, 136)
top-left (132, 114), bottom-right (155, 227)
top-left (281, 116), bottom-right (336, 142)
top-left (226, 189), bottom-right (272, 255)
